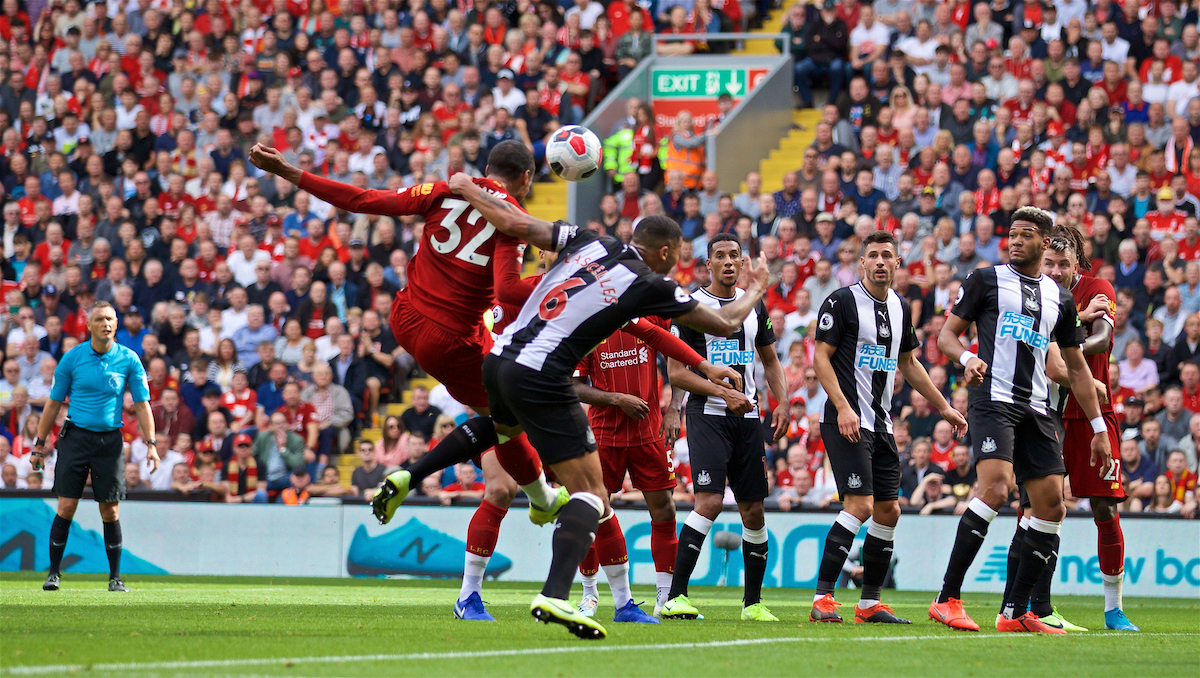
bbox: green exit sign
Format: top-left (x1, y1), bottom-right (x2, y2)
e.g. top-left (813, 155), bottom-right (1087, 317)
top-left (652, 68), bottom-right (759, 98)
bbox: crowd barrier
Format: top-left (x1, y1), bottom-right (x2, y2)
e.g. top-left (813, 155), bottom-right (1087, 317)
top-left (2, 497), bottom-right (1196, 597)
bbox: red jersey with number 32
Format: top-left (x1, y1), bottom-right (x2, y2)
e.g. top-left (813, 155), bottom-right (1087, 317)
top-left (575, 317), bottom-right (668, 447)
top-left (389, 178), bottom-right (524, 334)
top-left (1063, 275), bottom-right (1116, 419)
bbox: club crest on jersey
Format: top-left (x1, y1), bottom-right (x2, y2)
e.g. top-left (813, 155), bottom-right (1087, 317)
top-left (674, 287), bottom-right (691, 303)
top-left (1024, 287), bottom-right (1040, 312)
top-left (877, 311), bottom-right (891, 338)
top-left (847, 473), bottom-right (862, 489)
top-left (955, 286), bottom-right (964, 305)
top-left (709, 339), bottom-right (754, 366)
top-left (999, 311), bottom-right (1049, 350)
top-left (857, 343), bottom-right (898, 372)
top-left (697, 470), bottom-right (712, 486)
top-left (981, 437), bottom-right (997, 454)
top-left (819, 313), bottom-right (834, 331)
top-left (586, 428), bottom-right (596, 446)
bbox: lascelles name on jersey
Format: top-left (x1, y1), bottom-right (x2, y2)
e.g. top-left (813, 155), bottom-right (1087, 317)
top-left (999, 311), bottom-right (1050, 350)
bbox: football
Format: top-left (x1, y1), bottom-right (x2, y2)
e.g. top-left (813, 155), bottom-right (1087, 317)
top-left (546, 125), bottom-right (603, 181)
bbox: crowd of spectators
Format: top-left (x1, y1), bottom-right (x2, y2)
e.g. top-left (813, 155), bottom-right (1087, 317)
top-left (1, 0), bottom-right (1198, 517)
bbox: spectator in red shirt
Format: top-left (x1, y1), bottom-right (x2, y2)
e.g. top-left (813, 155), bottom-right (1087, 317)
top-left (17, 176), bottom-right (50, 227)
top-left (440, 461), bottom-right (486, 505)
top-left (767, 261), bottom-right (801, 313)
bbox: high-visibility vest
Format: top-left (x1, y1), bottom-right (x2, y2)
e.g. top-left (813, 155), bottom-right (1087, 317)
top-left (661, 135), bottom-right (705, 189)
top-left (602, 128), bottom-right (637, 176)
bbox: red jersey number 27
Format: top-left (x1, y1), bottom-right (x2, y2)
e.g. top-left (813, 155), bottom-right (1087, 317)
top-left (431, 198), bottom-right (496, 266)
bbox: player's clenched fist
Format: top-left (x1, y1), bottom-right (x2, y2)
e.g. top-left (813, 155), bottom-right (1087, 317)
top-left (719, 387), bottom-right (753, 415)
top-left (248, 144), bottom-right (286, 174)
top-left (963, 356), bottom-right (988, 386)
top-left (448, 173), bottom-right (474, 195)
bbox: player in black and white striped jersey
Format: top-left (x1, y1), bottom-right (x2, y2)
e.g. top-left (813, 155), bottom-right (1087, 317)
top-left (931, 207), bottom-right (1113, 634)
top-left (809, 230), bottom-right (966, 624)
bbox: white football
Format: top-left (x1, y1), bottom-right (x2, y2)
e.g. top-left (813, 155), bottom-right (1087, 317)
top-left (546, 125), bottom-right (603, 181)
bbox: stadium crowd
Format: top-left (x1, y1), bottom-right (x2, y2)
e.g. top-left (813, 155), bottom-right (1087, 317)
top-left (0, 0), bottom-right (1196, 517)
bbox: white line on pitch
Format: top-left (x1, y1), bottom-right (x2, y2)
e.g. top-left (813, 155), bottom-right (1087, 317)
top-left (3, 632), bottom-right (1194, 676)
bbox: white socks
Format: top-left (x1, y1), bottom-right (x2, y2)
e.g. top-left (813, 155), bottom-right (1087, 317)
top-left (1102, 572), bottom-right (1124, 612)
top-left (967, 497), bottom-right (999, 523)
top-left (656, 571), bottom-right (673, 608)
top-left (521, 472), bottom-right (559, 511)
top-left (603, 563), bottom-right (633, 609)
top-left (459, 553), bottom-right (488, 601)
top-left (684, 510), bottom-right (714, 535)
top-left (582, 573), bottom-right (598, 599)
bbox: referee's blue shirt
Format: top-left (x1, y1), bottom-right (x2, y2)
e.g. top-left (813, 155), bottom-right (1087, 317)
top-left (50, 342), bottom-right (150, 432)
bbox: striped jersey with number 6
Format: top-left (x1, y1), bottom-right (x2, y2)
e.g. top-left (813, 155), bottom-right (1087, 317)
top-left (388, 178), bottom-right (525, 334)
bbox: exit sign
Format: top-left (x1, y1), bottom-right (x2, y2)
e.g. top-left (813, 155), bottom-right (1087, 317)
top-left (652, 68), bottom-right (768, 98)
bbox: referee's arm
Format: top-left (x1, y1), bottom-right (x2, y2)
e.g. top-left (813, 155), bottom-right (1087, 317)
top-left (128, 361), bottom-right (161, 473)
top-left (30, 398), bottom-right (64, 471)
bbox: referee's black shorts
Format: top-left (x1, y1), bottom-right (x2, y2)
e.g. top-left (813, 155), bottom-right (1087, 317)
top-left (52, 422), bottom-right (126, 502)
top-left (482, 354), bottom-right (597, 466)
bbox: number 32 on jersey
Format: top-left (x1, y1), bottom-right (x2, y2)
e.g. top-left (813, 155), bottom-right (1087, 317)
top-left (427, 194), bottom-right (496, 267)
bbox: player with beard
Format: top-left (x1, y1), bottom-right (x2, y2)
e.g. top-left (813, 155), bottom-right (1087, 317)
top-left (809, 230), bottom-right (967, 624)
top-left (1031, 225), bottom-right (1140, 632)
top-left (931, 207), bottom-right (1112, 634)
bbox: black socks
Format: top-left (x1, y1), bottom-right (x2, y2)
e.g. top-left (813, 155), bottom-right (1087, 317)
top-left (938, 499), bottom-right (996, 603)
top-left (668, 511), bottom-right (713, 600)
top-left (405, 417), bottom-right (498, 485)
top-left (741, 527), bottom-right (768, 606)
top-left (103, 520), bottom-right (122, 579)
top-left (48, 515), bottom-right (70, 576)
top-left (541, 495), bottom-right (602, 600)
top-left (816, 512), bottom-right (860, 597)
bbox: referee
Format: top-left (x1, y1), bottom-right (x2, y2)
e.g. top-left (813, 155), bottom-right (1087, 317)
top-left (31, 301), bottom-right (159, 592)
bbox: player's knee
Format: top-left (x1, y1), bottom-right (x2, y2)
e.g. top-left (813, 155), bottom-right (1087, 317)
top-left (1092, 498), bottom-right (1118, 522)
top-left (56, 498), bottom-right (79, 520)
top-left (646, 494), bottom-right (675, 523)
top-left (738, 502), bottom-right (765, 529)
top-left (1038, 502), bottom-right (1066, 523)
top-left (484, 479), bottom-right (517, 508)
top-left (98, 502), bottom-right (119, 522)
top-left (981, 480), bottom-right (1010, 506)
top-left (874, 501), bottom-right (900, 526)
top-left (492, 422), bottom-right (522, 439)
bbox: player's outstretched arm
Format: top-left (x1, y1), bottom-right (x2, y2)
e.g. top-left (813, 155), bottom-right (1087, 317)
top-left (676, 255), bottom-right (770, 337)
top-left (623, 318), bottom-right (743, 391)
top-left (248, 144), bottom-right (407, 216)
top-left (448, 173), bottom-right (559, 251)
top-left (898, 350), bottom-right (967, 435)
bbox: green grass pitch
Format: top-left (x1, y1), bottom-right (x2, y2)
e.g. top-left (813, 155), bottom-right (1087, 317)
top-left (1, 573), bottom-right (1197, 676)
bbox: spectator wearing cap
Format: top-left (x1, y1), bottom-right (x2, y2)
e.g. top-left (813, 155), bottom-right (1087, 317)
top-left (492, 69), bottom-right (524, 115)
top-left (33, 284), bottom-right (70, 325)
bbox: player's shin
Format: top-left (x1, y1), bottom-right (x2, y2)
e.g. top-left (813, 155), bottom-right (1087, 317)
top-left (460, 500), bottom-right (507, 601)
top-left (1030, 544), bottom-right (1058, 618)
top-left (742, 526), bottom-right (769, 607)
top-left (580, 548), bottom-right (600, 599)
top-left (494, 434), bottom-right (558, 510)
top-left (408, 417), bottom-right (499, 485)
top-left (668, 511), bottom-right (714, 599)
top-left (103, 520), bottom-right (122, 579)
top-left (1096, 513), bottom-right (1125, 611)
top-left (48, 515), bottom-right (71, 577)
top-left (651, 519), bottom-right (678, 608)
top-left (859, 519), bottom-right (895, 607)
top-left (595, 513), bottom-right (632, 608)
top-left (541, 493), bottom-right (604, 600)
top-left (1003, 517), bottom-right (1061, 619)
top-left (938, 497), bottom-right (998, 603)
top-left (1002, 515), bottom-right (1029, 607)
top-left (816, 511), bottom-right (861, 601)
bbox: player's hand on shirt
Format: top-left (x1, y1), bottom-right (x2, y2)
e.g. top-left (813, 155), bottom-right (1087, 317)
top-left (837, 407), bottom-right (861, 442)
top-left (963, 357), bottom-right (988, 386)
top-left (1090, 431), bottom-right (1113, 471)
top-left (660, 408), bottom-right (681, 448)
top-left (146, 444), bottom-right (160, 474)
top-left (447, 172), bottom-right (475, 195)
top-left (1081, 295), bottom-right (1110, 322)
top-left (771, 404), bottom-right (789, 441)
top-left (1094, 378), bottom-right (1109, 404)
top-left (940, 406), bottom-right (968, 438)
top-left (617, 394), bottom-right (650, 420)
top-left (719, 387), bottom-right (753, 416)
top-left (699, 361), bottom-right (743, 391)
top-left (248, 144), bottom-right (287, 175)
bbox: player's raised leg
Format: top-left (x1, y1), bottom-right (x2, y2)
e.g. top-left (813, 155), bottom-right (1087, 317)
top-left (454, 453), bottom-right (519, 621)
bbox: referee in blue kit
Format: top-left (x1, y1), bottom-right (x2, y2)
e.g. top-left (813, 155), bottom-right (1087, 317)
top-left (30, 301), bottom-right (159, 592)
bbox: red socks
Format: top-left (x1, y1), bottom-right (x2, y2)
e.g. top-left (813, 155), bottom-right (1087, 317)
top-left (595, 513), bottom-right (629, 566)
top-left (579, 548), bottom-right (600, 577)
top-left (1096, 514), bottom-right (1124, 576)
top-left (651, 519), bottom-right (678, 574)
top-left (465, 499), bottom-right (507, 557)
top-left (494, 434), bottom-right (543, 486)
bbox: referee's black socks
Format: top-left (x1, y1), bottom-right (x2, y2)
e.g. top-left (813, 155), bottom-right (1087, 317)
top-left (668, 511), bottom-right (713, 600)
top-left (48, 515), bottom-right (71, 576)
top-left (103, 521), bottom-right (123, 579)
top-left (541, 493), bottom-right (603, 600)
top-left (938, 498), bottom-right (997, 603)
top-left (405, 417), bottom-right (498, 486)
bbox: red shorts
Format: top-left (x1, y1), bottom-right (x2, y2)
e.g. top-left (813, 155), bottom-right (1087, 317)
top-left (1063, 414), bottom-right (1127, 500)
top-left (598, 441), bottom-right (675, 494)
top-left (389, 289), bottom-right (491, 410)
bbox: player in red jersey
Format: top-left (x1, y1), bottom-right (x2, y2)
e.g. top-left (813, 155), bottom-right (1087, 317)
top-left (247, 143), bottom-right (570, 559)
top-left (1038, 224), bottom-right (1139, 631)
top-left (572, 316), bottom-right (749, 619)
